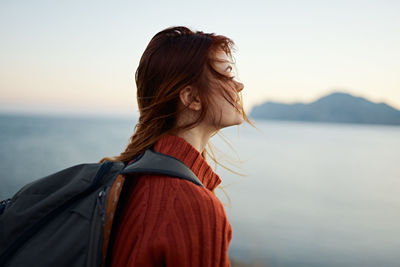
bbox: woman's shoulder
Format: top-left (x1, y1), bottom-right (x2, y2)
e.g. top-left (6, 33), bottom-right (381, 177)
top-left (112, 173), bottom-right (232, 266)
top-left (136, 173), bottom-right (227, 217)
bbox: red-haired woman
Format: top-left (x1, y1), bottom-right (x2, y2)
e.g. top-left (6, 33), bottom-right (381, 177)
top-left (106, 26), bottom-right (250, 267)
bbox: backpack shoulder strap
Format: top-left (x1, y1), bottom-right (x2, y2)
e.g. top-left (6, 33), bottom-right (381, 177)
top-left (121, 149), bottom-right (204, 187)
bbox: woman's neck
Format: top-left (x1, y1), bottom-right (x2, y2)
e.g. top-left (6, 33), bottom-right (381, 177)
top-left (175, 124), bottom-right (215, 154)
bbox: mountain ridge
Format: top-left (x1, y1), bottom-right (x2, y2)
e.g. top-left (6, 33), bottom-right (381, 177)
top-left (249, 92), bottom-right (400, 125)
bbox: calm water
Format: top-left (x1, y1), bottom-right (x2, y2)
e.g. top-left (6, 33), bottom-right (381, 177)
top-left (1, 114), bottom-right (399, 267)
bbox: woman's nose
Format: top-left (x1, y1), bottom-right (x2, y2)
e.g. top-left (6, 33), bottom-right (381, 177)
top-left (235, 81), bottom-right (244, 92)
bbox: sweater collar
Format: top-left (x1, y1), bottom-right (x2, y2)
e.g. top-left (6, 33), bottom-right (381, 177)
top-left (154, 134), bottom-right (221, 191)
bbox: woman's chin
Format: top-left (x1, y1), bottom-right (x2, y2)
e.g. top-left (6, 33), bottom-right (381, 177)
top-left (235, 117), bottom-right (245, 126)
top-left (225, 116), bottom-right (245, 128)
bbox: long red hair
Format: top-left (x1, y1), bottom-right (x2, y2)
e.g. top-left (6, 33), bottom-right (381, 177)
top-left (101, 26), bottom-right (250, 164)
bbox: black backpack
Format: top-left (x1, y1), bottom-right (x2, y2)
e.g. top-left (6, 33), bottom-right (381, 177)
top-left (0, 148), bottom-right (203, 267)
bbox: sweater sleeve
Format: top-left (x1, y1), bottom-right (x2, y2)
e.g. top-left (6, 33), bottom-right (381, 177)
top-left (111, 176), bottom-right (232, 267)
top-left (160, 181), bottom-right (232, 266)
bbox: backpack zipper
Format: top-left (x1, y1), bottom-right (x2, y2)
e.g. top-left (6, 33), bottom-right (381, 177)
top-left (97, 188), bottom-right (107, 224)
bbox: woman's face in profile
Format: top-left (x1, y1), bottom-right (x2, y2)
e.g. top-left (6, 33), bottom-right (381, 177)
top-left (207, 49), bottom-right (244, 129)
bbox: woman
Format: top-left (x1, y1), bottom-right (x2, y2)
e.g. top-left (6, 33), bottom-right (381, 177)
top-left (107, 26), bottom-right (250, 267)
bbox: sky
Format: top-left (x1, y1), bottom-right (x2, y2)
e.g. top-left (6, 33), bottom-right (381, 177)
top-left (1, 0), bottom-right (399, 116)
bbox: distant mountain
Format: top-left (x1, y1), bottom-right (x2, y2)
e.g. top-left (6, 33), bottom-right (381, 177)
top-left (250, 92), bottom-right (400, 125)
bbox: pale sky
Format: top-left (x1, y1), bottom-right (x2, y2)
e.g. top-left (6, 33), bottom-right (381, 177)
top-left (1, 0), bottom-right (399, 116)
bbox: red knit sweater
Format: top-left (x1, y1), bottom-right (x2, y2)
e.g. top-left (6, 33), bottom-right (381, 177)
top-left (111, 135), bottom-right (232, 267)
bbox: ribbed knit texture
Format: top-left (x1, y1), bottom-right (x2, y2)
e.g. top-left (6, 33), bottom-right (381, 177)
top-left (111, 135), bottom-right (232, 267)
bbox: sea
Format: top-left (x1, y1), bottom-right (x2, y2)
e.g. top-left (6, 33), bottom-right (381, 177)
top-left (1, 113), bottom-right (399, 267)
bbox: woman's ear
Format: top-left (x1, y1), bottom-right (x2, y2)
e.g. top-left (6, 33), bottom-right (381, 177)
top-left (179, 86), bottom-right (202, 111)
